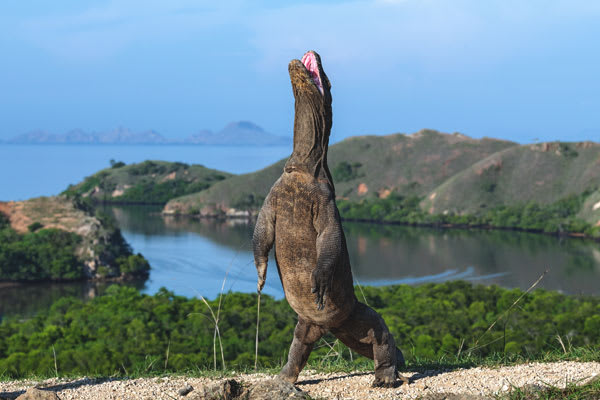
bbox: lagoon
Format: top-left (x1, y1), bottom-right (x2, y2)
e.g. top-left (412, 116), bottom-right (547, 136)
top-left (3, 204), bottom-right (599, 318)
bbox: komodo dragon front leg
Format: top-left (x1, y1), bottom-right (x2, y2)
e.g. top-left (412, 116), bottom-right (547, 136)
top-left (252, 189), bottom-right (276, 293)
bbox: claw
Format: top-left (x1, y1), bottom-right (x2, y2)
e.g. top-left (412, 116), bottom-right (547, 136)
top-left (371, 377), bottom-right (395, 388)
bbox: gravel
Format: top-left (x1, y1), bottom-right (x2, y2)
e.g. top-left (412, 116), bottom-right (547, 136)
top-left (1, 362), bottom-right (598, 400)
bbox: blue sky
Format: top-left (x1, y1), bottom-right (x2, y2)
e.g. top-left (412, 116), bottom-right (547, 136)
top-left (1, 0), bottom-right (599, 143)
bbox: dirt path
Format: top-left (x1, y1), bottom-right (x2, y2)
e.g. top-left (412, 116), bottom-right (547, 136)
top-left (1, 362), bottom-right (599, 400)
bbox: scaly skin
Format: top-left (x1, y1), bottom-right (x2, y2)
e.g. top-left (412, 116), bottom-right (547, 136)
top-left (253, 51), bottom-right (407, 388)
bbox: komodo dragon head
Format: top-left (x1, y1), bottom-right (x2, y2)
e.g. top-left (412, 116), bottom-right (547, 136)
top-left (284, 50), bottom-right (334, 192)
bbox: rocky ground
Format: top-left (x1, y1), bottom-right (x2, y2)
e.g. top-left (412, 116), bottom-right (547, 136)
top-left (1, 361), bottom-right (599, 400)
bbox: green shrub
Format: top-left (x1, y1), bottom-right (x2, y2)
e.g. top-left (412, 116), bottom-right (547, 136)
top-left (0, 228), bottom-right (83, 281)
top-left (116, 254), bottom-right (150, 277)
top-left (0, 282), bottom-right (599, 377)
top-left (338, 190), bottom-right (596, 236)
top-left (27, 222), bottom-right (44, 232)
top-left (332, 161), bottom-right (364, 183)
top-left (110, 159), bottom-right (126, 168)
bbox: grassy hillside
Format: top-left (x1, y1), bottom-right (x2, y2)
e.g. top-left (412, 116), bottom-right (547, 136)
top-left (162, 133), bottom-right (600, 236)
top-left (421, 141), bottom-right (600, 225)
top-left (328, 129), bottom-right (516, 199)
top-left (64, 160), bottom-right (232, 205)
top-left (164, 130), bottom-right (516, 215)
top-left (163, 159), bottom-right (287, 216)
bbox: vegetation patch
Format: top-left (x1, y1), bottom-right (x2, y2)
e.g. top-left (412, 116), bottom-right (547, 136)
top-left (332, 161), bottom-right (364, 183)
top-left (63, 160), bottom-right (231, 205)
top-left (337, 191), bottom-right (600, 238)
top-left (0, 198), bottom-right (149, 282)
top-left (0, 227), bottom-right (83, 281)
top-left (0, 282), bottom-right (599, 378)
top-left (503, 377), bottom-right (600, 400)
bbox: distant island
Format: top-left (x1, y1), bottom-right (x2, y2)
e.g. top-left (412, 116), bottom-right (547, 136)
top-left (4, 121), bottom-right (290, 146)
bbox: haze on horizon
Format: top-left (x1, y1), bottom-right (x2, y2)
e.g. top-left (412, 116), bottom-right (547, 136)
top-left (1, 0), bottom-right (599, 144)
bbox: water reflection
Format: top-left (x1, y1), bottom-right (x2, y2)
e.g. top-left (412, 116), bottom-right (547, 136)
top-left (0, 280), bottom-right (145, 319)
top-left (343, 224), bottom-right (600, 295)
top-left (3, 205), bottom-right (599, 318)
top-left (111, 205), bottom-right (600, 297)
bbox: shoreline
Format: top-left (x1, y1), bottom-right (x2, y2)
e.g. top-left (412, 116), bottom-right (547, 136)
top-left (158, 209), bottom-right (600, 243)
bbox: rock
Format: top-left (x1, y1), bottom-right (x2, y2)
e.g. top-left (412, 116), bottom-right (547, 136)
top-left (190, 378), bottom-right (310, 400)
top-left (178, 384), bottom-right (194, 396)
top-left (15, 388), bottom-right (60, 400)
top-left (246, 378), bottom-right (309, 400)
top-left (190, 379), bottom-right (244, 400)
top-left (225, 209), bottom-right (251, 218)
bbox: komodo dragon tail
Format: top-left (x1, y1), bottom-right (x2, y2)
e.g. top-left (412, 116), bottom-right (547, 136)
top-left (396, 347), bottom-right (411, 385)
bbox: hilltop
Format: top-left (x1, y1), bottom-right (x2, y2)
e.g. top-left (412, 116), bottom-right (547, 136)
top-left (63, 160), bottom-right (232, 205)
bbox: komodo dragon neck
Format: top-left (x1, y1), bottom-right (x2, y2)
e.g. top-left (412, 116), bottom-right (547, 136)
top-left (284, 51), bottom-right (334, 193)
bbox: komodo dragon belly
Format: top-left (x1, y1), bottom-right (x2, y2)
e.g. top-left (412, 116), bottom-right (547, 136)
top-left (274, 176), bottom-right (355, 326)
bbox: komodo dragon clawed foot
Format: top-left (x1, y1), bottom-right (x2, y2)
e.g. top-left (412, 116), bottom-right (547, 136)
top-left (372, 370), bottom-right (410, 388)
top-left (372, 375), bottom-right (396, 388)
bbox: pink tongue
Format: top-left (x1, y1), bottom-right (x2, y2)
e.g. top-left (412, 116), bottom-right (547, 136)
top-left (301, 52), bottom-right (323, 95)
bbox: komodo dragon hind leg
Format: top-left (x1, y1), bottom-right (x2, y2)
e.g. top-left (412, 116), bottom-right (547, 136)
top-left (331, 302), bottom-right (408, 388)
top-left (279, 318), bottom-right (326, 384)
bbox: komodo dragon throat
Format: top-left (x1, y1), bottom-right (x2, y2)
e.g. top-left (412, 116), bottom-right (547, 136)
top-left (253, 50), bottom-right (407, 388)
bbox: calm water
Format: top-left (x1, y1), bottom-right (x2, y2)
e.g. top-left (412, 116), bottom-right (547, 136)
top-left (3, 205), bottom-right (599, 317)
top-left (0, 144), bottom-right (290, 201)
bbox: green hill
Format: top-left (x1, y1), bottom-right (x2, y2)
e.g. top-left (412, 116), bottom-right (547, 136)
top-left (421, 141), bottom-right (600, 225)
top-left (163, 130), bottom-right (516, 215)
top-left (163, 159), bottom-right (287, 216)
top-left (65, 130), bottom-right (600, 235)
top-left (63, 160), bottom-right (232, 205)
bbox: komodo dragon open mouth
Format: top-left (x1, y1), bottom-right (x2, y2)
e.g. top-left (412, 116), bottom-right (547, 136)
top-left (300, 51), bottom-right (324, 95)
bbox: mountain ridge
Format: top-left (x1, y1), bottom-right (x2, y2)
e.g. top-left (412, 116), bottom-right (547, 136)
top-left (5, 121), bottom-right (290, 146)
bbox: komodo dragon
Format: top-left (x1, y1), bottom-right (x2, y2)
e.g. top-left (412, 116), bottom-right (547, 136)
top-left (253, 50), bottom-right (407, 388)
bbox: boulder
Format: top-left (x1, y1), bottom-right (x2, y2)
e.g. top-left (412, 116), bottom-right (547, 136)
top-left (15, 388), bottom-right (60, 400)
top-left (189, 378), bottom-right (310, 400)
